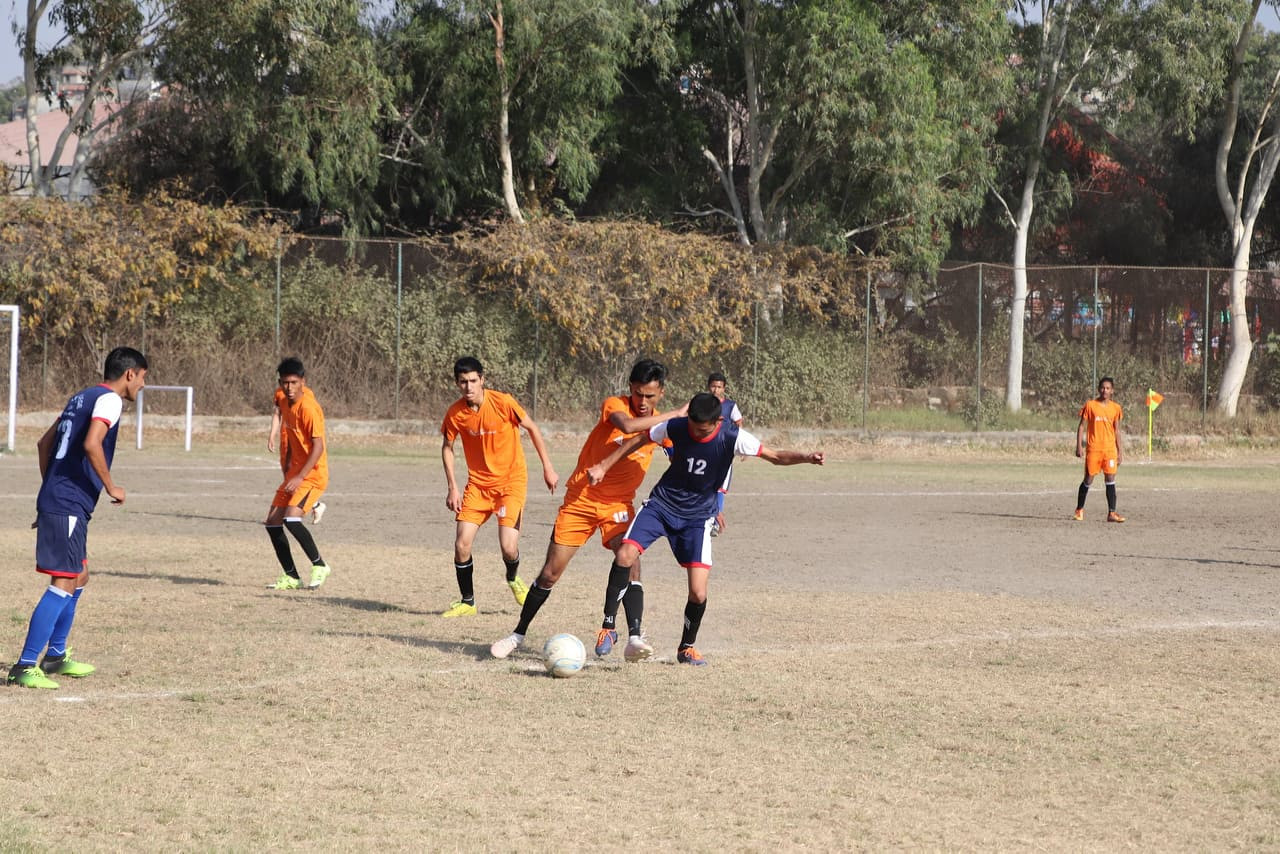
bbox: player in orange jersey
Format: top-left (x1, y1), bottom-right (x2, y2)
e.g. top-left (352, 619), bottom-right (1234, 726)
top-left (440, 356), bottom-right (558, 617)
top-left (1073, 376), bottom-right (1125, 523)
top-left (269, 387), bottom-right (325, 524)
top-left (489, 359), bottom-right (686, 661)
top-left (264, 357), bottom-right (333, 590)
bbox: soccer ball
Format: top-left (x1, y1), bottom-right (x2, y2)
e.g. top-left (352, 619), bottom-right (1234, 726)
top-left (543, 633), bottom-right (586, 678)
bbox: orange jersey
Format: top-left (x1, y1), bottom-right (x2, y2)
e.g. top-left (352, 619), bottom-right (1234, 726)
top-left (282, 386), bottom-right (328, 485)
top-left (563, 395), bottom-right (663, 505)
top-left (441, 388), bottom-right (529, 490)
top-left (1079, 398), bottom-right (1122, 455)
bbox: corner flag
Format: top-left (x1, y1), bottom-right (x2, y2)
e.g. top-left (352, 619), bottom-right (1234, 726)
top-left (1146, 388), bottom-right (1163, 460)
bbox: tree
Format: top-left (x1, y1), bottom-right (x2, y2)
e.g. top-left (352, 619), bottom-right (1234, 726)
top-left (17, 0), bottom-right (172, 199)
top-left (677, 0), bottom-right (1010, 269)
top-left (996, 0), bottom-right (1138, 412)
top-left (108, 0), bottom-right (391, 232)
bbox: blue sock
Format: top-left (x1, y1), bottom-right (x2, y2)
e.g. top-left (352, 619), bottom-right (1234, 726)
top-left (17, 586), bottom-right (73, 666)
top-left (46, 587), bottom-right (84, 658)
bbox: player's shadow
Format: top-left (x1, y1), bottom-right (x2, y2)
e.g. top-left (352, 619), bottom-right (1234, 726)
top-left (310, 596), bottom-right (429, 615)
top-left (1082, 551), bottom-right (1280, 569)
top-left (958, 510), bottom-right (1052, 521)
top-left (129, 510), bottom-right (258, 525)
top-left (97, 569), bottom-right (225, 586)
top-left (320, 629), bottom-right (495, 660)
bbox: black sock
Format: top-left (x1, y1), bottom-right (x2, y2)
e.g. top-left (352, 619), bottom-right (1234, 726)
top-left (680, 599), bottom-right (707, 648)
top-left (1105, 483), bottom-right (1117, 512)
top-left (623, 581), bottom-right (644, 637)
top-left (601, 561), bottom-right (628, 630)
top-left (285, 519), bottom-right (323, 564)
top-left (267, 525), bottom-right (298, 578)
top-left (503, 553), bottom-right (520, 583)
top-left (455, 557), bottom-right (475, 603)
top-left (1076, 482), bottom-right (1089, 510)
top-left (514, 584), bottom-right (551, 635)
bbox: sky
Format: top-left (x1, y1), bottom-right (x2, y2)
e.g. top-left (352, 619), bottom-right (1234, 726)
top-left (2, 3), bottom-right (1280, 90)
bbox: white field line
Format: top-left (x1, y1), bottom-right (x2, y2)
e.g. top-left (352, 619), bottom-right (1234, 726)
top-left (2, 618), bottom-right (1273, 706)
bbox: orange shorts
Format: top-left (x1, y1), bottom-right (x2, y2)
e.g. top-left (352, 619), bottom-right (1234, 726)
top-left (273, 478), bottom-right (326, 513)
top-left (1084, 451), bottom-right (1118, 478)
top-left (552, 495), bottom-right (636, 549)
top-left (457, 481), bottom-right (526, 528)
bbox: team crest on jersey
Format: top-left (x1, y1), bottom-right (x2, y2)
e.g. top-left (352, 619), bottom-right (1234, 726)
top-left (612, 510), bottom-right (630, 524)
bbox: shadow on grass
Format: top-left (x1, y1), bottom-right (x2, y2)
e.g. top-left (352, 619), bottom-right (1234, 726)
top-left (97, 570), bottom-right (226, 586)
top-left (321, 629), bottom-right (494, 660)
top-left (128, 510), bottom-right (259, 525)
top-left (1080, 551), bottom-right (1280, 569)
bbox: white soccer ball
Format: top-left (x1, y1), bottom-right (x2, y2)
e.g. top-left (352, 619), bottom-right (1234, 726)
top-left (543, 633), bottom-right (586, 678)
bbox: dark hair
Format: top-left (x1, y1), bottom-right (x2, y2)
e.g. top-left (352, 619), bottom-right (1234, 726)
top-left (629, 359), bottom-right (668, 386)
top-left (103, 347), bottom-right (147, 381)
top-left (454, 356), bottom-right (484, 378)
top-left (1099, 376), bottom-right (1114, 389)
top-left (707, 371), bottom-right (727, 386)
top-left (688, 392), bottom-right (722, 424)
top-left (277, 356), bottom-right (306, 378)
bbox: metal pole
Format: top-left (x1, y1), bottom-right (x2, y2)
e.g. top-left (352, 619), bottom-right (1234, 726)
top-left (1203, 268), bottom-right (1210, 427)
top-left (976, 264), bottom-right (983, 429)
top-left (135, 387), bottom-right (144, 450)
top-left (184, 386), bottom-right (193, 452)
top-left (752, 300), bottom-right (760, 405)
top-left (274, 236), bottom-right (283, 356)
top-left (395, 242), bottom-right (403, 423)
top-left (863, 269), bottom-right (871, 432)
top-left (1093, 267), bottom-right (1099, 390)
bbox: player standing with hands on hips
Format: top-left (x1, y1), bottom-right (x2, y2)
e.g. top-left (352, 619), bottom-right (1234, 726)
top-left (1073, 376), bottom-right (1125, 523)
top-left (7, 347), bottom-right (148, 689)
top-left (587, 392), bottom-right (824, 666)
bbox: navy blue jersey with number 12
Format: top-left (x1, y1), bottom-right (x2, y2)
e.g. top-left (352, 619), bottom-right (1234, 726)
top-left (647, 417), bottom-right (761, 518)
top-left (37, 384), bottom-right (123, 519)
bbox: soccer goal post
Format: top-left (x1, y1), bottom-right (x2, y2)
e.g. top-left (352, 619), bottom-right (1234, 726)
top-left (0, 305), bottom-right (17, 453)
top-left (135, 385), bottom-right (194, 452)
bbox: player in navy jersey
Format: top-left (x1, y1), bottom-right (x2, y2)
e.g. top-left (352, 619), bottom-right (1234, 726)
top-left (706, 372), bottom-right (742, 536)
top-left (7, 347), bottom-right (148, 689)
top-left (587, 392), bottom-right (824, 666)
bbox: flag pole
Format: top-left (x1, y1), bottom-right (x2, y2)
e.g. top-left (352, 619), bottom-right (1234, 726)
top-left (1147, 389), bottom-right (1154, 461)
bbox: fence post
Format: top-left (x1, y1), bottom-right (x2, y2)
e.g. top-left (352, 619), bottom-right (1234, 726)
top-left (1093, 266), bottom-right (1099, 390)
top-left (976, 263), bottom-right (983, 429)
top-left (274, 236), bottom-right (282, 357)
top-left (863, 269), bottom-right (870, 432)
top-left (1203, 268), bottom-right (1210, 427)
top-left (395, 241), bottom-right (403, 423)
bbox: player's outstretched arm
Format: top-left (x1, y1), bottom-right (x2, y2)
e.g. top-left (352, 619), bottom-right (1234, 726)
top-left (521, 417), bottom-right (559, 493)
top-left (587, 433), bottom-right (648, 485)
top-left (609, 400), bottom-right (688, 435)
top-left (758, 447), bottom-right (825, 467)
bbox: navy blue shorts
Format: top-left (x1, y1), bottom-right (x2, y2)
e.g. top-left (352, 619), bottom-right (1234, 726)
top-left (622, 499), bottom-right (714, 569)
top-left (35, 512), bottom-right (88, 577)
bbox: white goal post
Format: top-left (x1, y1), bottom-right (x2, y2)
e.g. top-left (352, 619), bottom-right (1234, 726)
top-left (135, 385), bottom-right (194, 452)
top-left (1, 305), bottom-right (17, 453)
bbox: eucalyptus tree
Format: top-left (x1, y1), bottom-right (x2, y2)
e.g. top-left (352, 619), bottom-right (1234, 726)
top-left (16, 0), bottom-right (173, 199)
top-left (676, 0), bottom-right (1010, 270)
top-left (381, 0), bottom-right (656, 225)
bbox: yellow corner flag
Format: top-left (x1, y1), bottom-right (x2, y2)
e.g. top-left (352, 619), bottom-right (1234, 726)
top-left (1146, 388), bottom-right (1163, 460)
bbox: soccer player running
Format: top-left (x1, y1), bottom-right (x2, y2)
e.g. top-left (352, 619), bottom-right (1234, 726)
top-left (705, 371), bottom-right (742, 536)
top-left (7, 347), bottom-right (147, 689)
top-left (587, 392), bottom-right (824, 666)
top-left (489, 359), bottom-right (686, 661)
top-left (264, 357), bottom-right (334, 590)
top-left (440, 356), bottom-right (558, 617)
top-left (1073, 376), bottom-right (1125, 523)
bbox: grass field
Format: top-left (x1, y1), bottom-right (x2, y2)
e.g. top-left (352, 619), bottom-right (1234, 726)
top-left (2, 428), bottom-right (1280, 851)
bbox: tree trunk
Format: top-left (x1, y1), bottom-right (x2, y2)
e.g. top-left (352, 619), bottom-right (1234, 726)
top-left (1006, 153), bottom-right (1040, 413)
top-left (23, 0), bottom-right (50, 197)
top-left (491, 2), bottom-right (524, 225)
top-left (1216, 235), bottom-right (1253, 416)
